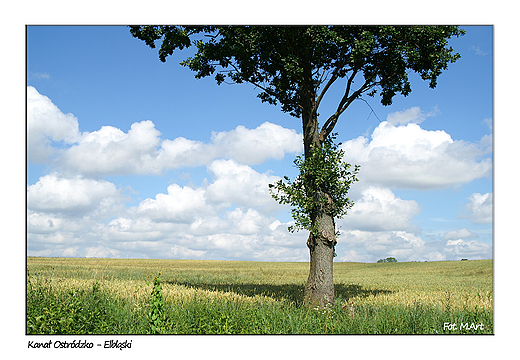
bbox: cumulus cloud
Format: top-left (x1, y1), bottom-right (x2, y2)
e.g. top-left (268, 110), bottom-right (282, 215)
top-left (444, 239), bottom-right (492, 259)
top-left (339, 186), bottom-right (422, 233)
top-left (339, 249), bottom-right (369, 262)
top-left (101, 217), bottom-right (170, 242)
top-left (461, 192), bottom-right (493, 224)
top-left (121, 159), bottom-right (282, 224)
top-left (338, 229), bottom-right (492, 262)
top-left (27, 211), bottom-right (64, 234)
top-left (88, 208), bottom-right (305, 261)
top-left (28, 86), bottom-right (302, 177)
top-left (27, 172), bottom-right (126, 216)
top-left (27, 86), bottom-right (81, 163)
top-left (158, 137), bottom-right (213, 169)
top-left (85, 246), bottom-right (120, 258)
top-left (225, 207), bottom-right (269, 235)
top-left (442, 228), bottom-right (479, 241)
top-left (26, 220), bottom-right (91, 258)
top-left (55, 120), bottom-right (301, 177)
top-left (386, 106), bottom-right (439, 126)
top-left (340, 113), bottom-right (492, 189)
top-left (164, 245), bottom-right (207, 259)
top-left (26, 172), bottom-right (132, 258)
top-left (26, 89), bottom-right (492, 262)
top-left (210, 122), bottom-right (302, 164)
top-left (28, 158), bottom-right (304, 260)
top-left (338, 230), bottom-right (426, 262)
top-left (136, 184), bottom-right (210, 223)
top-left (206, 159), bottom-right (282, 214)
top-left (59, 121), bottom-right (164, 176)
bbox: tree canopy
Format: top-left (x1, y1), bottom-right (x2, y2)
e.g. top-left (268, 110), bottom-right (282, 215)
top-left (130, 26), bottom-right (464, 142)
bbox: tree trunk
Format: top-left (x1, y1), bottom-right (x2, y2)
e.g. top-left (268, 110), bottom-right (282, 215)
top-left (299, 55), bottom-right (337, 308)
top-left (303, 209), bottom-right (337, 308)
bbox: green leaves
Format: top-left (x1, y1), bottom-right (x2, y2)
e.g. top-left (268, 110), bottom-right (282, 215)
top-left (148, 272), bottom-right (166, 334)
top-left (130, 25), bottom-right (464, 120)
top-left (26, 277), bottom-right (111, 334)
top-left (269, 135), bottom-right (359, 236)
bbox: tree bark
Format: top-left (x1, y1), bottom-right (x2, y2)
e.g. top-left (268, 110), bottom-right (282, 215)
top-left (299, 55), bottom-right (337, 308)
top-left (303, 207), bottom-right (337, 308)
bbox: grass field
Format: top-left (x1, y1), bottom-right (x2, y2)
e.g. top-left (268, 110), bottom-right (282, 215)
top-left (26, 257), bottom-right (493, 334)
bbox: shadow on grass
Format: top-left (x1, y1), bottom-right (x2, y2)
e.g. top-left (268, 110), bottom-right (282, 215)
top-left (164, 280), bottom-right (392, 307)
top-left (336, 284), bottom-right (393, 301)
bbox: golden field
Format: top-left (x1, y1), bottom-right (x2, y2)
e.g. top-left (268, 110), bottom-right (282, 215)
top-left (26, 257), bottom-right (493, 311)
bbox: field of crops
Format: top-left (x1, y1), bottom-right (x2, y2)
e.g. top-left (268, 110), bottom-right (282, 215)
top-left (26, 257), bottom-right (493, 334)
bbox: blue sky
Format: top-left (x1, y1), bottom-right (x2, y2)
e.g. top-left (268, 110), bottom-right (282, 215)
top-left (26, 25), bottom-right (493, 261)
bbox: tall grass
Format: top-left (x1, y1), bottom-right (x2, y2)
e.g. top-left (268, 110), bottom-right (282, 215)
top-left (26, 257), bottom-right (493, 334)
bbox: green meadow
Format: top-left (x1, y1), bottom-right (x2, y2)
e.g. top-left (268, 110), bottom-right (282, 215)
top-left (26, 257), bottom-right (493, 334)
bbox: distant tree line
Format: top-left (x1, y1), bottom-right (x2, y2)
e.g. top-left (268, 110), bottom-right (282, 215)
top-left (377, 257), bottom-right (397, 263)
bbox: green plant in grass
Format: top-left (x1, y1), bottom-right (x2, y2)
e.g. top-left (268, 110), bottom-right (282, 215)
top-left (148, 273), bottom-right (166, 334)
top-left (26, 277), bottom-right (111, 334)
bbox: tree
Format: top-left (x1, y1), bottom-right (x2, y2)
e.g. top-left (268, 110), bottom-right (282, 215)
top-left (130, 25), bottom-right (464, 308)
top-left (377, 257), bottom-right (397, 263)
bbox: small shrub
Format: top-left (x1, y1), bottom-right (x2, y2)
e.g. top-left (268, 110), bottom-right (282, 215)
top-left (148, 273), bottom-right (166, 334)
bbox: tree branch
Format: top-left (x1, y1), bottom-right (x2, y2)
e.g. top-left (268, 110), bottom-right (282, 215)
top-left (320, 69), bottom-right (357, 134)
top-left (320, 78), bottom-right (372, 141)
top-left (227, 61), bottom-right (300, 112)
top-left (314, 67), bottom-right (341, 114)
top-left (314, 51), bottom-right (351, 114)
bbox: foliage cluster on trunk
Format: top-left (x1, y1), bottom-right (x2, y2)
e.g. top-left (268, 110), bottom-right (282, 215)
top-left (268, 134), bottom-right (359, 238)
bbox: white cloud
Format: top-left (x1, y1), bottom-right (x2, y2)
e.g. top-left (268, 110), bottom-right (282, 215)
top-left (339, 186), bottom-right (421, 233)
top-left (445, 239), bottom-right (492, 259)
top-left (27, 226), bottom-right (88, 258)
top-left (338, 230), bottom-right (426, 262)
top-left (27, 155), bottom-right (307, 260)
top-left (206, 159), bottom-right (282, 214)
top-left (26, 173), bottom-right (131, 259)
top-left (27, 173), bottom-right (125, 216)
top-left (101, 217), bottom-right (170, 242)
top-left (337, 229), bottom-right (491, 262)
top-left (252, 246), bottom-right (307, 262)
top-left (31, 72), bottom-right (51, 79)
top-left (470, 45), bottom-right (489, 56)
top-left (339, 249), bottom-right (369, 262)
top-left (28, 86), bottom-right (302, 176)
top-left (55, 120), bottom-right (300, 177)
top-left (210, 122), bottom-right (302, 164)
top-left (442, 228), bottom-right (479, 240)
top-left (26, 90), bottom-right (493, 262)
top-left (27, 86), bottom-right (81, 163)
top-left (461, 192), bottom-right (493, 224)
top-left (226, 207), bottom-right (269, 235)
top-left (482, 118), bottom-right (493, 132)
top-left (190, 216), bottom-right (230, 236)
top-left (165, 245), bottom-right (207, 259)
top-left (386, 106), bottom-right (439, 126)
top-left (158, 137), bottom-right (213, 169)
top-left (340, 114), bottom-right (491, 189)
top-left (27, 211), bottom-right (64, 234)
top-left (85, 246), bottom-right (120, 258)
top-left (59, 120), bottom-right (163, 176)
top-left (136, 184), bottom-right (210, 223)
